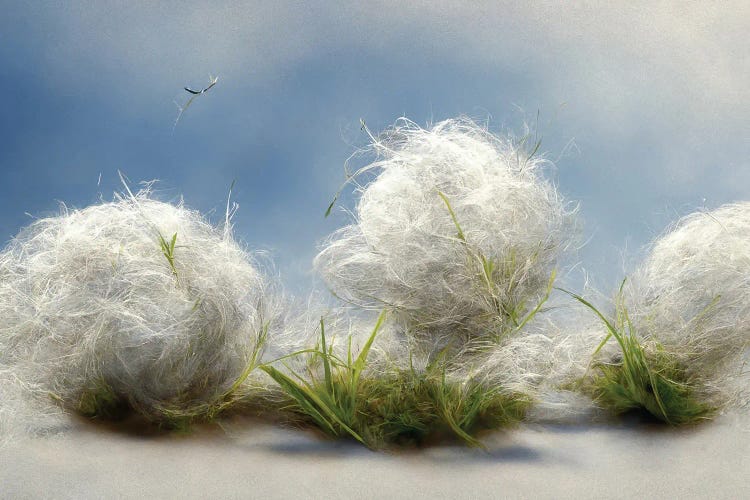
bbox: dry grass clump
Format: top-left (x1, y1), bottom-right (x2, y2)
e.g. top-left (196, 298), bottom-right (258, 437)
top-left (0, 187), bottom-right (274, 423)
top-left (315, 117), bottom-right (577, 340)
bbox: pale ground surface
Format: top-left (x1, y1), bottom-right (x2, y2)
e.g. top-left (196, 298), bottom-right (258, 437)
top-left (1, 412), bottom-right (748, 500)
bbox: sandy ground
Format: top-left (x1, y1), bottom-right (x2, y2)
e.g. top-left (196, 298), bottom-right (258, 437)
top-left (1, 413), bottom-right (748, 499)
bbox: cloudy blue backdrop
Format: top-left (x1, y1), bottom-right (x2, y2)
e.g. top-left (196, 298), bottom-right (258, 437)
top-left (1, 2), bottom-right (747, 293)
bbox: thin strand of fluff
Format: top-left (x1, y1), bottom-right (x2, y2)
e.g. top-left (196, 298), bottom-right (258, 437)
top-left (315, 117), bottom-right (577, 338)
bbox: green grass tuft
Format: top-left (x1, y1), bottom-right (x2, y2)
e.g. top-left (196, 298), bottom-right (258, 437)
top-left (587, 345), bottom-right (715, 425)
top-left (560, 283), bottom-right (715, 425)
top-left (158, 232), bottom-right (179, 277)
top-left (360, 365), bottom-right (530, 448)
top-left (260, 312), bottom-right (530, 449)
top-left (260, 312), bottom-right (387, 447)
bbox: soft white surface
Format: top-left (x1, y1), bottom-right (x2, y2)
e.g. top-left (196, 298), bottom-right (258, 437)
top-left (2, 414), bottom-right (747, 499)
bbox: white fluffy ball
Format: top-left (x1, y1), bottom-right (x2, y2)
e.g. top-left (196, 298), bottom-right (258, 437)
top-left (315, 118), bottom-right (576, 336)
top-left (0, 191), bottom-right (272, 418)
top-left (630, 202), bottom-right (750, 372)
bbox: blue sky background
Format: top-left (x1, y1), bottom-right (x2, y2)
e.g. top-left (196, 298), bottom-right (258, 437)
top-left (1, 2), bottom-right (747, 294)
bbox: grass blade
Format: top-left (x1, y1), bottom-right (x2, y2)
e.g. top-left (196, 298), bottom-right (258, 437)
top-left (513, 269), bottom-right (556, 333)
top-left (351, 310), bottom-right (386, 387)
top-left (319, 319), bottom-right (334, 395)
top-left (259, 365), bottom-right (338, 435)
top-left (437, 191), bottom-right (466, 242)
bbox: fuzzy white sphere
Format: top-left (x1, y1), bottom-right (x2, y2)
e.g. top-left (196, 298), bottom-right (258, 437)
top-left (630, 202), bottom-right (750, 372)
top-left (315, 118), bottom-right (576, 336)
top-left (0, 192), bottom-right (272, 417)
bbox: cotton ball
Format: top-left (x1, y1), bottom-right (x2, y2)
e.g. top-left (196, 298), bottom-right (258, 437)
top-left (315, 117), bottom-right (577, 338)
top-left (0, 191), bottom-right (273, 419)
top-left (629, 203), bottom-right (750, 373)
